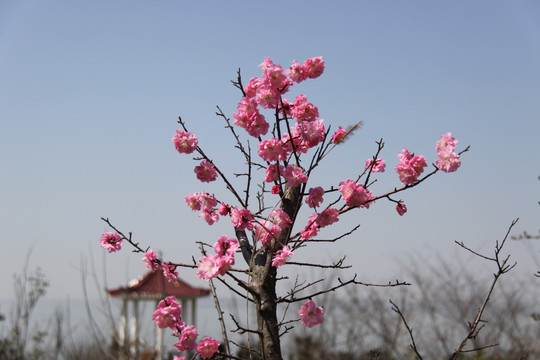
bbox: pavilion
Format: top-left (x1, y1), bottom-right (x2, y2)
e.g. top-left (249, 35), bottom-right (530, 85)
top-left (107, 269), bottom-right (210, 360)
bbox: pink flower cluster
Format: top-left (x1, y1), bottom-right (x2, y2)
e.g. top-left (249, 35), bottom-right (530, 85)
top-left (286, 57), bottom-right (325, 83)
top-left (161, 262), bottom-right (179, 282)
top-left (153, 296), bottom-right (184, 331)
top-left (272, 245), bottom-right (293, 267)
top-left (174, 325), bottom-right (198, 352)
top-left (142, 249), bottom-right (180, 282)
top-left (435, 132), bottom-right (461, 173)
top-left (305, 186), bottom-right (324, 208)
top-left (142, 249), bottom-right (159, 270)
top-left (233, 97), bottom-right (269, 137)
top-left (194, 160), bottom-right (217, 183)
top-left (99, 232), bottom-right (122, 253)
top-left (258, 137), bottom-right (289, 162)
top-left (366, 158), bottom-right (386, 172)
top-left (331, 126), bottom-right (348, 144)
top-left (172, 129), bottom-right (198, 154)
top-left (231, 57), bottom-right (327, 191)
top-left (196, 235), bottom-right (238, 280)
top-left (264, 163), bottom-right (309, 187)
top-left (395, 149), bottom-right (427, 185)
top-left (254, 209), bottom-right (292, 246)
top-left (290, 94), bottom-right (319, 122)
top-left (298, 299), bottom-right (324, 328)
top-left (338, 179), bottom-right (373, 208)
top-left (300, 207), bottom-right (340, 241)
top-left (152, 296), bottom-right (219, 358)
top-left (185, 192), bottom-right (220, 225)
top-left (196, 337), bottom-right (221, 359)
top-left (282, 165), bottom-right (308, 187)
top-left (230, 207), bottom-right (254, 231)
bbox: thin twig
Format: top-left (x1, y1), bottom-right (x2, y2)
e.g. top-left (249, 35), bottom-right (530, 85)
top-left (447, 219), bottom-right (519, 360)
top-left (390, 299), bottom-right (423, 360)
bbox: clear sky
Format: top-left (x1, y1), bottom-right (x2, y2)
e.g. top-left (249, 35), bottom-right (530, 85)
top-left (1, 0), bottom-right (539, 306)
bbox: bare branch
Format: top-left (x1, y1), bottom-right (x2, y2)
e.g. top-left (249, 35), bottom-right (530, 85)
top-left (390, 299), bottom-right (424, 360)
top-left (447, 219), bottom-right (519, 360)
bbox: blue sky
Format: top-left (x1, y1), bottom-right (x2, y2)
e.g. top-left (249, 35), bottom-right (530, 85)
top-left (1, 0), bottom-right (539, 306)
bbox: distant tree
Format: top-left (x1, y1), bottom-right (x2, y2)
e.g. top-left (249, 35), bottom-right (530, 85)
top-left (0, 251), bottom-right (49, 360)
top-left (289, 223), bottom-right (538, 359)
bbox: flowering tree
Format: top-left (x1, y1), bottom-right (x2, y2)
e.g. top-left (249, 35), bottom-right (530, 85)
top-left (100, 57), bottom-right (468, 360)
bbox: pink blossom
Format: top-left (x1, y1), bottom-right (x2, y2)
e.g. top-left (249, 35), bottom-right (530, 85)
top-left (291, 94), bottom-right (319, 122)
top-left (436, 132), bottom-right (458, 152)
top-left (280, 133), bottom-right (296, 154)
top-left (198, 193), bottom-right (217, 212)
top-left (196, 337), bottom-right (220, 359)
top-left (152, 296), bottom-right (184, 330)
top-left (269, 209), bottom-right (292, 229)
top-left (272, 246), bottom-right (293, 267)
top-left (332, 126), bottom-right (348, 144)
top-left (199, 210), bottom-right (219, 225)
top-left (246, 112), bottom-right (269, 137)
top-left (244, 78), bottom-right (263, 98)
top-left (293, 119), bottom-right (325, 149)
top-left (365, 158), bottom-right (386, 172)
top-left (142, 249), bottom-right (159, 271)
top-left (300, 218), bottom-right (319, 241)
top-left (298, 299), bottom-right (324, 327)
top-left (233, 99), bottom-right (269, 138)
top-left (196, 254), bottom-right (220, 280)
top-left (395, 164), bottom-right (420, 185)
top-left (230, 207), bottom-right (254, 231)
top-left (255, 84), bottom-right (281, 109)
top-left (316, 208), bottom-right (340, 227)
top-left (194, 160), bottom-right (218, 183)
top-left (436, 149), bottom-right (461, 173)
top-left (338, 179), bottom-right (373, 208)
top-left (236, 96), bottom-right (259, 114)
top-left (173, 356), bottom-right (186, 360)
top-left (100, 232), bottom-right (122, 253)
top-left (259, 56), bottom-right (275, 72)
top-left (436, 133), bottom-right (461, 173)
top-left (261, 60), bottom-right (288, 90)
top-left (172, 129), bottom-right (198, 154)
top-left (174, 325), bottom-right (198, 352)
top-left (286, 59), bottom-right (308, 83)
top-left (395, 149), bottom-right (427, 185)
top-left (265, 163), bottom-right (284, 183)
top-left (271, 185), bottom-right (281, 194)
top-left (254, 220), bottom-right (281, 247)
top-left (258, 137), bottom-right (289, 162)
top-left (396, 203), bottom-right (407, 216)
top-left (185, 193), bottom-right (202, 211)
top-left (305, 186), bottom-right (324, 208)
top-left (218, 203), bottom-right (230, 216)
top-left (213, 235), bottom-right (239, 257)
top-left (278, 98), bottom-right (293, 118)
top-left (216, 255), bottom-right (234, 276)
top-left (303, 57), bottom-right (325, 79)
top-left (282, 165), bottom-right (308, 187)
top-left (161, 262), bottom-right (178, 282)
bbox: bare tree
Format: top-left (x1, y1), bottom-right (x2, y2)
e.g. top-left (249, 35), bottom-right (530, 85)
top-left (298, 221), bottom-right (540, 359)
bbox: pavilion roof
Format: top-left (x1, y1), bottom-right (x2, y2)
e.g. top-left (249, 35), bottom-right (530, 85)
top-left (107, 269), bottom-right (210, 299)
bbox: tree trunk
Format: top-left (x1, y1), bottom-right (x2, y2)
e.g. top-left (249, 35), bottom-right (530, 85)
top-left (245, 185), bottom-right (301, 360)
top-left (253, 253), bottom-right (282, 360)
